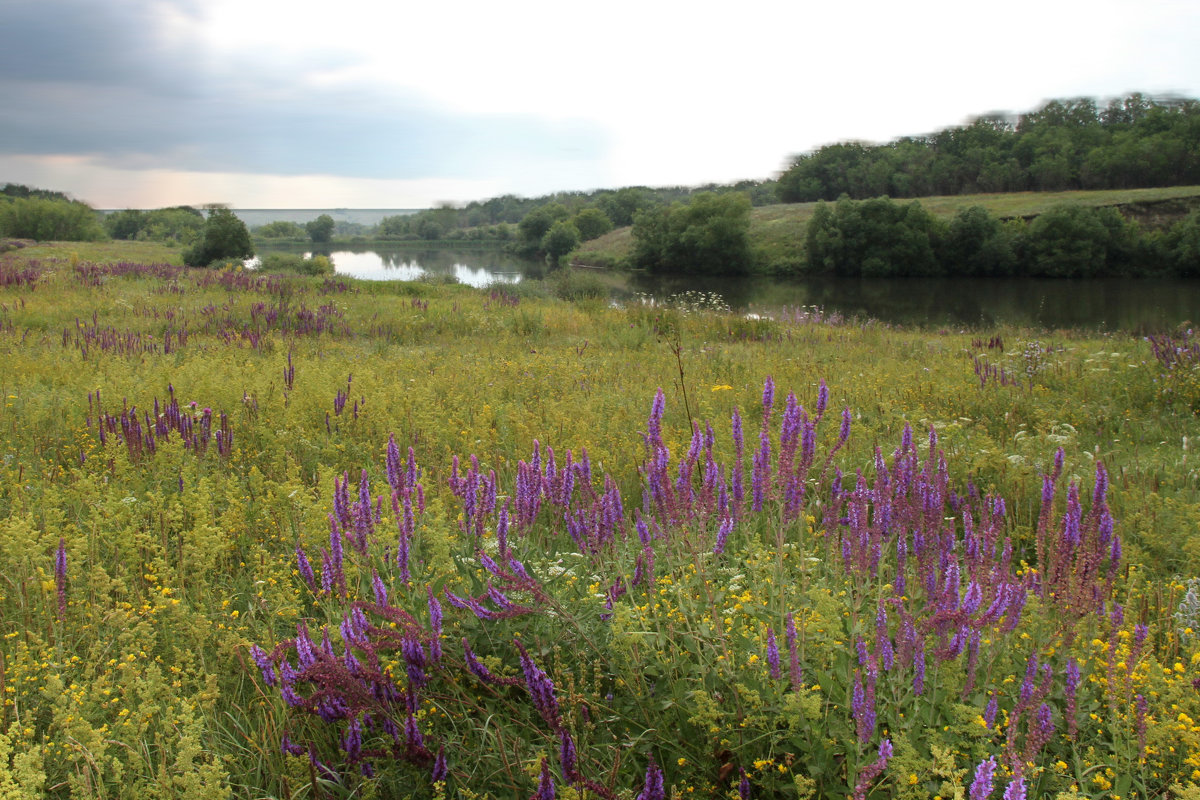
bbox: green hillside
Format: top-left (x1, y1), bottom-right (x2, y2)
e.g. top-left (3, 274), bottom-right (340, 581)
top-left (575, 185), bottom-right (1200, 272)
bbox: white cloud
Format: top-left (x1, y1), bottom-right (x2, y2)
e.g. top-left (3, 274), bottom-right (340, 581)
top-left (3, 0), bottom-right (1198, 206)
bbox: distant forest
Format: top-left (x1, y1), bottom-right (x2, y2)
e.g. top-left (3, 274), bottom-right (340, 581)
top-left (777, 93), bottom-right (1200, 202)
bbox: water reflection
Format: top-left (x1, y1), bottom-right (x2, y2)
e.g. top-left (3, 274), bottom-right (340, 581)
top-left (308, 246), bottom-right (539, 287)
top-left (257, 245), bottom-right (1198, 331)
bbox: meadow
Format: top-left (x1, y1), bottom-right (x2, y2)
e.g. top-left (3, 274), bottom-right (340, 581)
top-left (0, 241), bottom-right (1198, 799)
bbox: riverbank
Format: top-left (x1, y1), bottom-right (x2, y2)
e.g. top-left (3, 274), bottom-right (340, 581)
top-left (574, 184), bottom-right (1200, 273)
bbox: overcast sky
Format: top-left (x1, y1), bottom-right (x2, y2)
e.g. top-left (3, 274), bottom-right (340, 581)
top-left (2, 0), bottom-right (1198, 209)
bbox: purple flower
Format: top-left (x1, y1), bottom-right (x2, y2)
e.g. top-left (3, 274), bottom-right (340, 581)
top-left (516, 640), bottom-right (561, 729)
top-left (427, 586), bottom-right (443, 661)
top-left (714, 517), bottom-right (734, 555)
top-left (852, 738), bottom-right (892, 800)
top-left (1002, 775), bottom-right (1026, 800)
top-left (295, 544), bottom-right (316, 591)
top-left (852, 670), bottom-right (875, 743)
top-left (371, 569), bottom-right (388, 606)
top-left (534, 756), bottom-right (556, 800)
top-left (984, 695), bottom-right (999, 729)
top-left (637, 756), bottom-right (665, 800)
top-left (761, 376), bottom-right (775, 420)
top-left (249, 644), bottom-right (276, 686)
top-left (739, 767), bottom-right (751, 800)
top-left (559, 730), bottom-right (577, 782)
top-left (766, 627), bottom-right (781, 680)
top-left (464, 638), bottom-right (506, 685)
top-left (432, 746), bottom-right (448, 783)
top-left (786, 612), bottom-right (802, 690)
top-left (54, 538), bottom-right (67, 618)
top-left (969, 756), bottom-right (997, 800)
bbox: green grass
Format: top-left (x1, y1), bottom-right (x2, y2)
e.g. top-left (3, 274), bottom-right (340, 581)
top-left (1, 241), bottom-right (1198, 799)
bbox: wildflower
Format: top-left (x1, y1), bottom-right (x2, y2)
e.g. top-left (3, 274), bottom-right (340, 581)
top-left (249, 644), bottom-right (276, 687)
top-left (516, 640), bottom-right (561, 729)
top-left (739, 767), bottom-right (751, 800)
top-left (1002, 775), bottom-right (1026, 800)
top-left (533, 757), bottom-right (555, 800)
top-left (295, 544), bottom-right (316, 591)
top-left (766, 627), bottom-right (781, 680)
top-left (637, 756), bottom-right (665, 800)
top-left (54, 538), bottom-right (67, 618)
top-left (432, 746), bottom-right (448, 783)
top-left (786, 611), bottom-right (802, 690)
top-left (969, 756), bottom-right (997, 800)
top-left (427, 586), bottom-right (443, 661)
top-left (852, 739), bottom-right (892, 800)
top-left (559, 730), bottom-right (578, 782)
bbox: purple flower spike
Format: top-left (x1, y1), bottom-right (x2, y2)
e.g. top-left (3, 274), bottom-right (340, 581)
top-left (250, 644), bottom-right (276, 686)
top-left (761, 376), bottom-right (775, 420)
top-left (427, 586), bottom-right (443, 661)
top-left (559, 729), bottom-right (578, 782)
top-left (54, 538), bottom-right (67, 618)
top-left (637, 756), bottom-right (665, 800)
top-left (739, 767), bottom-right (751, 800)
top-left (534, 756), bottom-right (556, 800)
top-left (1002, 775), bottom-right (1026, 800)
top-left (295, 544), bottom-right (316, 591)
top-left (432, 746), bottom-right (448, 783)
top-left (969, 756), bottom-right (997, 800)
top-left (785, 612), bottom-right (802, 690)
top-left (766, 627), bottom-right (781, 680)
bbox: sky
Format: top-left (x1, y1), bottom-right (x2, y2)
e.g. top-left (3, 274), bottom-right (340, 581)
top-left (2, 0), bottom-right (1198, 210)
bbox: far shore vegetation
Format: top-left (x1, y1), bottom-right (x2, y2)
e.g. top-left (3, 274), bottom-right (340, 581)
top-left (3, 91), bottom-right (1199, 277)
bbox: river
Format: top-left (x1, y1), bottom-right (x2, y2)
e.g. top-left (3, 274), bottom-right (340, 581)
top-left (258, 245), bottom-right (1199, 331)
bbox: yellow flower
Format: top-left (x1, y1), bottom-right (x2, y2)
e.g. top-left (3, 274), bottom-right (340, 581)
top-left (711, 385), bottom-right (733, 392)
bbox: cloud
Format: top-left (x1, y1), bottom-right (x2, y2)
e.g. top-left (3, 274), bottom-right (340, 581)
top-left (0, 0), bottom-right (609, 185)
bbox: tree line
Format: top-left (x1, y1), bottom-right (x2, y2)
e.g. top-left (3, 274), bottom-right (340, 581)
top-left (803, 196), bottom-right (1200, 278)
top-left (778, 93), bottom-right (1200, 202)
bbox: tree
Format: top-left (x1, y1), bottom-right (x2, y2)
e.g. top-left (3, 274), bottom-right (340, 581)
top-left (804, 196), bottom-right (940, 276)
top-left (306, 214), bottom-right (335, 243)
top-left (183, 207), bottom-right (254, 267)
top-left (571, 208), bottom-right (613, 241)
top-left (631, 192), bottom-right (753, 274)
top-left (1021, 204), bottom-right (1134, 278)
top-left (104, 209), bottom-right (147, 240)
top-left (0, 197), bottom-right (106, 241)
top-left (517, 203), bottom-right (570, 246)
top-left (541, 220), bottom-right (581, 263)
top-left (254, 220), bottom-right (307, 239)
top-left (942, 206), bottom-right (1017, 276)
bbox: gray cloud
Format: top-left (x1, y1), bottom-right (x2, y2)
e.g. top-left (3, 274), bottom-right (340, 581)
top-left (0, 0), bottom-right (608, 184)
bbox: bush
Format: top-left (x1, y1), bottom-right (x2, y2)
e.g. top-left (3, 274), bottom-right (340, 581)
top-left (1020, 204), bottom-right (1137, 277)
top-left (257, 252), bottom-right (335, 275)
top-left (0, 197), bottom-right (106, 241)
top-left (632, 192), bottom-right (753, 274)
top-left (805, 195), bottom-right (942, 276)
top-left (547, 268), bottom-right (608, 301)
top-left (183, 207), bottom-right (254, 267)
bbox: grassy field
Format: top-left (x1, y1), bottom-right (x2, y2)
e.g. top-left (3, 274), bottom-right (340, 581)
top-left (0, 241), bottom-right (1198, 799)
top-left (575, 185), bottom-right (1200, 272)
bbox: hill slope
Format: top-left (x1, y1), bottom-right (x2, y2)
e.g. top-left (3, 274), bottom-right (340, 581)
top-left (575, 185), bottom-right (1200, 272)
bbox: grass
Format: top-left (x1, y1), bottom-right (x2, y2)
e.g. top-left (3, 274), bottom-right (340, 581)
top-left (0, 241), bottom-right (1198, 799)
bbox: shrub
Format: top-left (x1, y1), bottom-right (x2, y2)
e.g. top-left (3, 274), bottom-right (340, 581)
top-left (183, 207), bottom-right (254, 267)
top-left (0, 197), bottom-right (106, 241)
top-left (257, 252), bottom-right (335, 276)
